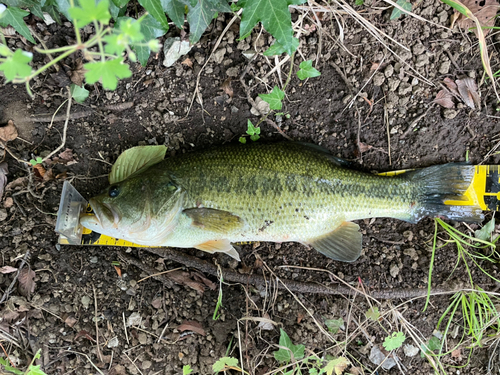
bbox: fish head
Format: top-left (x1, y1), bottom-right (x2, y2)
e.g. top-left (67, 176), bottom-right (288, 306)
top-left (80, 175), bottom-right (183, 244)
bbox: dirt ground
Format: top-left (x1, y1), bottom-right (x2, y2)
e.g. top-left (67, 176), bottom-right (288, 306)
top-left (1, 0), bottom-right (500, 374)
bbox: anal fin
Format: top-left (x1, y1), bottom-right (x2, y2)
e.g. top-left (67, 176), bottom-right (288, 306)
top-left (307, 221), bottom-right (362, 262)
top-left (194, 239), bottom-right (241, 261)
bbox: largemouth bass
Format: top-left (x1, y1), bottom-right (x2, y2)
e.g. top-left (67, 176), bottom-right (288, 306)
top-left (80, 142), bottom-right (484, 262)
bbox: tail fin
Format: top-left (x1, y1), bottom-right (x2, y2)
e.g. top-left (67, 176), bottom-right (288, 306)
top-left (406, 163), bottom-right (484, 223)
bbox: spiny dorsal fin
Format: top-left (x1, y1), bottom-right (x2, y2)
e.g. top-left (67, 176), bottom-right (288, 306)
top-left (307, 221), bottom-right (362, 262)
top-left (109, 145), bottom-right (167, 184)
top-left (183, 208), bottom-right (244, 234)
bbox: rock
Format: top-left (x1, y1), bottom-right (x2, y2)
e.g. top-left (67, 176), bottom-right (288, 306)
top-left (163, 37), bottom-right (192, 68)
top-left (439, 60), bottom-right (451, 74)
top-left (404, 344), bottom-right (419, 357)
top-left (107, 336), bottom-right (119, 348)
top-left (369, 346), bottom-right (396, 370)
top-left (226, 67), bottom-right (239, 77)
top-left (81, 295), bottom-right (91, 309)
top-left (0, 208), bottom-right (7, 221)
top-left (373, 73), bottom-right (385, 87)
top-left (390, 263), bottom-right (399, 278)
top-left (384, 64), bottom-right (394, 78)
top-left (213, 48), bottom-right (226, 64)
top-left (251, 97), bottom-right (270, 116)
top-left (443, 109), bottom-right (458, 119)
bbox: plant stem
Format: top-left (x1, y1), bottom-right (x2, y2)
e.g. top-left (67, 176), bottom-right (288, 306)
top-left (24, 48), bottom-right (76, 82)
top-left (34, 45), bottom-right (75, 54)
top-left (94, 20), bottom-right (106, 62)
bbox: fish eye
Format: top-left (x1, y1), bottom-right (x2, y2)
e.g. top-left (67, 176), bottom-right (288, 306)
top-left (109, 186), bottom-right (120, 198)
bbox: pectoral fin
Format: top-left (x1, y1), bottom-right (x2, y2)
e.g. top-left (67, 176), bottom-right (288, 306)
top-left (307, 221), bottom-right (362, 262)
top-left (194, 239), bottom-right (241, 261)
top-left (183, 208), bottom-right (244, 234)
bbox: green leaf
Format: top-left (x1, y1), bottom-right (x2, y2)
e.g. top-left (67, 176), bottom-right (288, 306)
top-left (70, 83), bottom-right (89, 103)
top-left (239, 136), bottom-right (247, 144)
top-left (138, 0), bottom-right (169, 29)
top-left (365, 306), bottom-right (380, 321)
top-left (182, 364), bottom-right (193, 375)
top-left (112, 0), bottom-right (129, 6)
top-left (41, 0), bottom-right (62, 24)
top-left (420, 336), bottom-right (441, 357)
top-left (26, 364), bottom-right (47, 375)
top-left (324, 318), bottom-right (344, 334)
top-left (258, 86), bottom-right (285, 110)
top-left (297, 60), bottom-right (321, 80)
top-left (383, 332), bottom-right (406, 351)
top-left (30, 156), bottom-right (43, 166)
top-left (133, 14), bottom-right (167, 65)
top-left (212, 357), bottom-right (239, 373)
top-left (68, 0), bottom-right (111, 28)
top-left (105, 17), bottom-right (145, 55)
top-left (390, 0), bottom-right (412, 20)
top-left (239, 0), bottom-right (306, 55)
top-left (0, 357), bottom-right (24, 375)
top-left (3, 0), bottom-right (44, 19)
top-left (162, 0), bottom-right (185, 28)
top-left (0, 48), bottom-right (32, 82)
top-left (263, 38), bottom-right (299, 56)
top-left (55, 0), bottom-right (72, 20)
top-left (109, 145), bottom-right (167, 184)
top-left (245, 120), bottom-right (260, 139)
top-left (186, 0), bottom-right (231, 44)
top-left (273, 329), bottom-right (305, 363)
top-left (355, 0), bottom-right (364, 5)
top-left (84, 57), bottom-right (132, 90)
top-left (475, 217), bottom-right (495, 241)
top-left (0, 6), bottom-right (36, 43)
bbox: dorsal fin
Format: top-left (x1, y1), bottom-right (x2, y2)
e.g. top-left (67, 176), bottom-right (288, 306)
top-left (109, 145), bottom-right (167, 184)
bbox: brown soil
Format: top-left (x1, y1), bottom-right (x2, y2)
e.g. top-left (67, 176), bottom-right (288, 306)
top-left (1, 1), bottom-right (500, 374)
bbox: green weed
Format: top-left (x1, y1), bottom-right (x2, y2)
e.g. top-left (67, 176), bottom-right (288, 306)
top-left (0, 349), bottom-right (47, 375)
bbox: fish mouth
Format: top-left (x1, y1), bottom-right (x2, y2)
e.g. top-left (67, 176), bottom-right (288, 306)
top-left (89, 198), bottom-right (121, 228)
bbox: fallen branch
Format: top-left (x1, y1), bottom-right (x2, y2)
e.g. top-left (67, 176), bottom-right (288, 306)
top-left (120, 248), bottom-right (459, 299)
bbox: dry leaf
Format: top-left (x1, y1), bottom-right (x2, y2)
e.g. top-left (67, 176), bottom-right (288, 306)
top-left (177, 320), bottom-right (206, 336)
top-left (114, 265), bottom-right (122, 278)
top-left (5, 176), bottom-right (26, 192)
top-left (75, 329), bottom-right (96, 342)
top-left (455, 0), bottom-right (500, 36)
top-left (443, 77), bottom-right (460, 96)
top-left (33, 164), bottom-right (46, 180)
top-left (168, 270), bottom-right (207, 294)
top-left (58, 148), bottom-right (75, 161)
top-left (151, 297), bottom-right (162, 309)
top-left (4, 197), bottom-right (13, 209)
top-left (221, 78), bottom-right (234, 98)
top-left (0, 120), bottom-right (18, 142)
top-left (0, 162), bottom-right (8, 201)
top-left (434, 89), bottom-right (455, 108)
top-left (70, 58), bottom-right (86, 86)
top-left (191, 271), bottom-right (216, 290)
top-left (18, 268), bottom-right (36, 297)
top-left (456, 77), bottom-right (481, 109)
top-left (451, 348), bottom-right (462, 361)
top-left (43, 168), bottom-right (55, 182)
top-left (181, 57), bottom-right (193, 68)
top-left (370, 62), bottom-right (380, 71)
top-left (65, 315), bottom-right (77, 327)
top-left (358, 142), bottom-right (373, 153)
top-left (0, 266), bottom-right (17, 274)
top-left (297, 312), bottom-right (305, 324)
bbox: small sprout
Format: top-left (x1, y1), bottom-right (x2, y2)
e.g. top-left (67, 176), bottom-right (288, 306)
top-left (212, 357), bottom-right (239, 373)
top-left (183, 365), bottom-right (193, 375)
top-left (390, 0), bottom-right (412, 20)
top-left (245, 120), bottom-right (260, 142)
top-left (30, 157), bottom-right (43, 166)
top-left (383, 332), bottom-right (406, 351)
top-left (365, 306), bottom-right (380, 321)
top-left (420, 336), bottom-right (441, 357)
top-left (325, 318), bottom-right (344, 334)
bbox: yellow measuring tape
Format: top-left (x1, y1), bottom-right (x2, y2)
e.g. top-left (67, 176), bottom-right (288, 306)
top-left (58, 165), bottom-right (500, 247)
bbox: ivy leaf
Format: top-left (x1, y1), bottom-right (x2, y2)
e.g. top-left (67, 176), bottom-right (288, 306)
top-left (138, 0), bottom-right (169, 30)
top-left (70, 83), bottom-right (89, 103)
top-left (365, 306), bottom-right (380, 321)
top-left (258, 86), bottom-right (285, 110)
top-left (41, 0), bottom-right (62, 24)
top-left (320, 357), bottom-right (350, 375)
top-left (297, 60), bottom-right (321, 80)
top-left (111, 0), bottom-right (129, 6)
top-left (68, 0), bottom-right (111, 28)
top-left (239, 0), bottom-right (306, 55)
top-left (55, 0), bottom-right (72, 20)
top-left (133, 14), bottom-right (167, 65)
top-left (273, 329), bottom-right (305, 363)
top-left (325, 318), bottom-right (344, 334)
top-left (0, 6), bottom-right (35, 43)
top-left (0, 48), bottom-right (32, 82)
top-left (3, 0), bottom-right (44, 19)
top-left (390, 0), bottom-right (412, 20)
top-left (475, 217), bottom-right (495, 241)
top-left (0, 358), bottom-right (23, 375)
top-left (383, 332), bottom-right (406, 351)
top-left (162, 0), bottom-right (185, 28)
top-left (263, 38), bottom-right (299, 56)
top-left (187, 0), bottom-right (231, 44)
top-left (84, 57), bottom-right (132, 90)
top-left (212, 357), bottom-right (239, 373)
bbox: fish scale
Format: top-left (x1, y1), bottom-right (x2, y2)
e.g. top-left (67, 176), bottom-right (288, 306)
top-left (80, 142), bottom-right (484, 262)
